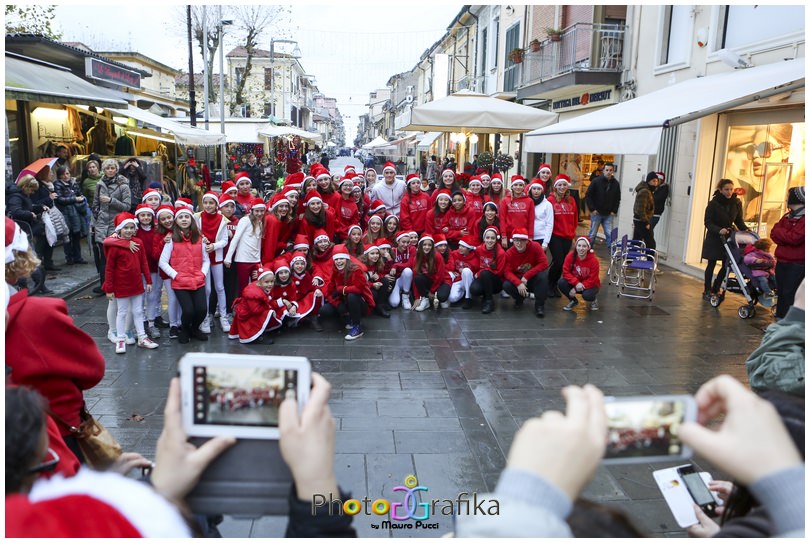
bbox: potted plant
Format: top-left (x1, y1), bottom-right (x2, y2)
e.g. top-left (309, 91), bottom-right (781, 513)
top-left (544, 27), bottom-right (564, 42)
top-left (529, 38), bottom-right (541, 52)
top-left (508, 47), bottom-right (524, 64)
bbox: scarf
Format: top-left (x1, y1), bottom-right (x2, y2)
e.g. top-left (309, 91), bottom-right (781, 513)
top-left (531, 193), bottom-right (545, 205)
top-left (200, 210), bottom-right (221, 244)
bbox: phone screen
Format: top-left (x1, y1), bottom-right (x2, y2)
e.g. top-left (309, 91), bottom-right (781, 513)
top-left (192, 365), bottom-right (299, 428)
top-left (604, 398), bottom-right (688, 460)
top-left (681, 470), bottom-right (715, 506)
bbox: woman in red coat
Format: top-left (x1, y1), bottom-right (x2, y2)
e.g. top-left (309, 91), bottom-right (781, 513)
top-left (289, 251), bottom-right (324, 330)
top-left (228, 265), bottom-right (284, 344)
top-left (446, 192), bottom-right (476, 246)
top-left (470, 226), bottom-right (506, 314)
top-left (499, 176), bottom-right (534, 247)
top-left (559, 236), bottom-right (601, 312)
top-left (335, 178), bottom-right (359, 242)
top-left (411, 235), bottom-right (450, 312)
top-left (425, 190), bottom-right (452, 237)
top-left (399, 174), bottom-right (431, 235)
top-left (310, 230), bottom-right (335, 287)
top-left (547, 175), bottom-right (579, 297)
top-left (324, 244), bottom-right (375, 341)
top-left (261, 195), bottom-right (295, 261)
top-left (465, 176), bottom-right (485, 222)
top-left (298, 190), bottom-right (336, 246)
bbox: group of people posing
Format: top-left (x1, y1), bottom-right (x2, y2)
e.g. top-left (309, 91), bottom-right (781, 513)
top-left (98, 160), bottom-right (605, 345)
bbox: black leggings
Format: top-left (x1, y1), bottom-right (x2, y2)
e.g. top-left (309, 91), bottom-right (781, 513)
top-left (34, 235), bottom-right (55, 268)
top-left (503, 271), bottom-right (549, 306)
top-left (94, 241), bottom-right (106, 285)
top-left (557, 279), bottom-right (599, 302)
top-left (775, 261), bottom-right (805, 319)
top-left (174, 287), bottom-right (208, 335)
top-left (470, 270), bottom-right (503, 300)
top-left (321, 294), bottom-right (368, 326)
top-left (371, 276), bottom-right (394, 308)
top-left (413, 274), bottom-right (450, 302)
top-left (704, 257), bottom-right (728, 293)
top-left (548, 235), bottom-right (573, 288)
top-left (223, 263), bottom-right (239, 313)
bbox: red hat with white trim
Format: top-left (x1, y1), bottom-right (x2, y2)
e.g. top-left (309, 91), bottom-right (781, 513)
top-left (313, 165), bottom-right (332, 180)
top-left (251, 197), bottom-right (267, 211)
top-left (459, 235), bottom-right (477, 250)
top-left (135, 203), bottom-right (154, 216)
top-left (285, 172), bottom-right (305, 188)
top-left (468, 176), bottom-right (483, 187)
top-left (406, 173), bottom-right (420, 185)
top-left (536, 163), bottom-right (552, 175)
top-left (576, 236), bottom-right (593, 252)
top-left (368, 200), bottom-right (387, 214)
top-left (282, 186), bottom-right (298, 200)
top-left (418, 234), bottom-right (434, 245)
top-left (367, 214), bottom-right (383, 227)
top-left (528, 178), bottom-right (545, 193)
top-left (510, 175), bottom-right (526, 186)
top-left (221, 181), bottom-right (237, 195)
top-left (313, 230), bottom-right (330, 244)
top-left (483, 225), bottom-right (500, 240)
top-left (174, 197), bottom-right (194, 211)
top-left (141, 189), bottom-right (161, 202)
top-left (491, 173), bottom-right (503, 183)
top-left (257, 263), bottom-right (275, 281)
top-left (395, 231), bottom-right (411, 243)
top-left (344, 165), bottom-right (357, 175)
top-left (273, 257), bottom-right (290, 274)
top-left (332, 244), bottom-right (351, 260)
top-left (218, 193), bottom-right (235, 208)
top-left (234, 171), bottom-right (251, 183)
top-left (363, 243), bottom-right (380, 255)
top-left (479, 171), bottom-right (492, 181)
top-left (656, 171), bottom-right (666, 182)
top-left (5, 216), bottom-right (29, 263)
top-left (303, 190), bottom-right (323, 207)
top-left (202, 191), bottom-right (219, 205)
top-left (483, 201), bottom-right (498, 213)
top-left (554, 174), bottom-right (571, 188)
top-left (293, 234), bottom-right (310, 250)
top-left (382, 162), bottom-right (397, 173)
top-left (375, 238), bottom-right (392, 250)
top-left (290, 251), bottom-right (308, 266)
top-left (114, 212), bottom-right (137, 232)
top-left (511, 227), bottom-right (530, 241)
top-left (442, 168), bottom-right (456, 177)
top-left (268, 194), bottom-right (287, 211)
top-left (433, 233), bottom-right (448, 247)
top-left (338, 176), bottom-right (354, 189)
top-left (347, 224), bottom-right (362, 237)
top-left (365, 167), bottom-right (377, 175)
top-left (432, 189), bottom-right (452, 206)
top-left (155, 205), bottom-right (174, 219)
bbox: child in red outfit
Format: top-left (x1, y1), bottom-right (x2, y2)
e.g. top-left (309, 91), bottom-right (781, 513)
top-left (289, 251), bottom-right (324, 330)
top-left (560, 236), bottom-right (601, 312)
top-left (228, 265), bottom-right (284, 344)
top-left (411, 235), bottom-right (449, 312)
top-left (325, 244), bottom-right (375, 341)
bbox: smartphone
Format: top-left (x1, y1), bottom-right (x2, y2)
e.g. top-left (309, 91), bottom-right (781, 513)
top-left (676, 465), bottom-right (718, 516)
top-left (602, 395), bottom-right (696, 464)
top-left (179, 353), bottom-right (311, 440)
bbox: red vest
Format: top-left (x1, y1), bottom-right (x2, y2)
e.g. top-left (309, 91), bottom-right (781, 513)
top-left (169, 238), bottom-right (205, 290)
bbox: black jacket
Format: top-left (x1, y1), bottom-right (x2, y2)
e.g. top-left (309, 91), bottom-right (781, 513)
top-left (6, 185), bottom-right (44, 237)
top-left (121, 159), bottom-right (147, 211)
top-left (701, 191), bottom-right (748, 260)
top-left (652, 183), bottom-right (669, 215)
top-left (242, 163), bottom-right (263, 191)
top-left (585, 175), bottom-right (621, 215)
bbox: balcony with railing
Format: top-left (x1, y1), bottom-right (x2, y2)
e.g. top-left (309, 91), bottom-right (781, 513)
top-left (517, 23), bottom-right (626, 100)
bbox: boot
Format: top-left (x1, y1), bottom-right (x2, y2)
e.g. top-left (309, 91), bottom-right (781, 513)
top-left (535, 305), bottom-right (545, 318)
top-left (310, 315), bottom-right (324, 332)
top-left (481, 298), bottom-right (494, 314)
top-left (374, 305), bottom-right (391, 318)
top-left (461, 298), bottom-right (472, 310)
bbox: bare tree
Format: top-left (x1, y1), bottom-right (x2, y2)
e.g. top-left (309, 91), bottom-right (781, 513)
top-left (190, 6), bottom-right (230, 107)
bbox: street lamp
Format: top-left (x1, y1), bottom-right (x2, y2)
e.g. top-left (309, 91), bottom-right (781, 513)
top-left (270, 39), bottom-right (301, 124)
top-left (217, 10), bottom-right (233, 182)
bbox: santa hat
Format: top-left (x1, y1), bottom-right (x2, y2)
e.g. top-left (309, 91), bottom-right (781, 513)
top-left (433, 233), bottom-right (448, 247)
top-left (363, 243), bottom-right (380, 255)
top-left (282, 187), bottom-right (298, 201)
top-left (479, 171), bottom-right (492, 181)
top-left (344, 165), bottom-right (357, 175)
top-left (5, 217), bottom-right (29, 263)
top-left (554, 174), bottom-right (571, 188)
top-left (656, 171), bottom-right (666, 183)
top-left (347, 224), bottom-right (362, 237)
top-left (332, 244), bottom-right (351, 260)
top-left (406, 173), bottom-right (420, 185)
top-left (273, 257), bottom-right (290, 274)
top-left (234, 171), bottom-right (251, 185)
top-left (365, 167), bottom-right (377, 176)
top-left (442, 168), bottom-right (456, 177)
top-left (575, 236), bottom-right (593, 252)
top-left (313, 230), bottom-right (330, 245)
top-left (303, 172), bottom-right (316, 184)
top-left (511, 228), bottom-right (530, 241)
top-left (218, 193), bottom-right (235, 208)
top-left (268, 194), bottom-right (287, 211)
top-left (338, 177), bottom-right (354, 189)
top-left (536, 163), bottom-right (552, 175)
top-left (293, 234), bottom-right (310, 250)
top-left (483, 201), bottom-right (498, 213)
top-left (384, 213), bottom-right (399, 225)
top-left (256, 263), bottom-right (275, 281)
top-left (395, 231), bottom-right (411, 243)
top-left (367, 215), bottom-right (383, 227)
top-left (113, 212), bottom-right (137, 232)
top-left (174, 207), bottom-right (194, 219)
top-left (375, 238), bottom-right (392, 250)
top-left (418, 234), bottom-right (434, 246)
top-left (155, 205), bottom-right (175, 219)
top-left (510, 175), bottom-right (526, 186)
top-left (290, 251), bottom-right (308, 266)
top-left (201, 191), bottom-right (219, 205)
top-left (303, 190), bottom-right (323, 207)
top-left (174, 198), bottom-right (194, 211)
top-left (351, 183), bottom-right (362, 193)
top-left (468, 176), bottom-right (483, 187)
top-left (251, 197), bottom-right (267, 211)
top-left (221, 181), bottom-right (237, 195)
top-left (314, 166), bottom-right (332, 181)
top-left (459, 235), bottom-right (477, 250)
top-left (490, 173), bottom-right (504, 184)
top-left (141, 189), bottom-right (161, 202)
top-left (382, 162), bottom-right (397, 174)
top-left (483, 226), bottom-right (500, 240)
top-left (368, 200), bottom-right (387, 214)
top-left (432, 189), bottom-right (452, 206)
top-left (134, 203), bottom-right (154, 217)
top-left (528, 178), bottom-right (545, 193)
top-left (285, 172), bottom-right (305, 188)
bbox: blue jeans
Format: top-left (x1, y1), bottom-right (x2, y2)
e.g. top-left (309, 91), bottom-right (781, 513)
top-left (588, 212), bottom-right (614, 247)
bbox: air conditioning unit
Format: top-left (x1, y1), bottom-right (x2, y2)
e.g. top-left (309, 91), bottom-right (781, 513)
top-left (405, 95), bottom-right (413, 103)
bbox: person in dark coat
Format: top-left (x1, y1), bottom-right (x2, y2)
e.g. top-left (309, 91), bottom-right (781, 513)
top-left (242, 154), bottom-right (263, 193)
top-left (770, 186), bottom-right (805, 319)
top-left (650, 172), bottom-right (668, 230)
top-left (701, 178), bottom-right (749, 301)
top-left (120, 158), bottom-right (146, 213)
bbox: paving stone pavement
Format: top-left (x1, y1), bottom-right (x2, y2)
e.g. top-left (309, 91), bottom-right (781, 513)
top-left (66, 248), bottom-right (771, 538)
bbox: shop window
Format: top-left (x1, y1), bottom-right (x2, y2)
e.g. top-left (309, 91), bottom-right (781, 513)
top-left (716, 5), bottom-right (804, 50)
top-left (658, 5), bottom-right (691, 67)
top-left (479, 27), bottom-right (488, 77)
top-left (503, 23), bottom-right (520, 92)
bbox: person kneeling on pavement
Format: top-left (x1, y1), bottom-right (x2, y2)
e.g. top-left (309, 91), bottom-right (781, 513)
top-left (559, 236), bottom-right (600, 312)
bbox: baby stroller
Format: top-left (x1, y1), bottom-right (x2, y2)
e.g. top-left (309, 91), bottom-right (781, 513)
top-left (709, 230), bottom-right (776, 319)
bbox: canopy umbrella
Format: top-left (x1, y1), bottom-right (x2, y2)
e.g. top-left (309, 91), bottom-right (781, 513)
top-left (109, 107), bottom-right (226, 146)
top-left (403, 90), bottom-right (557, 134)
top-left (361, 136), bottom-right (391, 150)
top-left (257, 125), bottom-right (322, 143)
top-left (16, 157), bottom-right (58, 183)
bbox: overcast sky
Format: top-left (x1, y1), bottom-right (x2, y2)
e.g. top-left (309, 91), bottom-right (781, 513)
top-left (53, 2), bottom-right (464, 142)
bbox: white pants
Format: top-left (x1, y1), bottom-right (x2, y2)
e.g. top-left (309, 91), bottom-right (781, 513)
top-left (116, 294), bottom-right (145, 339)
top-left (449, 268), bottom-right (475, 303)
top-left (107, 298), bottom-right (133, 334)
top-left (388, 268), bottom-right (413, 308)
top-left (145, 272), bottom-right (163, 322)
top-left (205, 263), bottom-right (227, 316)
top-left (165, 279), bottom-right (182, 327)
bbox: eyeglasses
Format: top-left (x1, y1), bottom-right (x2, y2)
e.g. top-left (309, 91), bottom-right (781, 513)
top-left (27, 448), bottom-right (60, 475)
top-left (741, 142), bottom-right (785, 159)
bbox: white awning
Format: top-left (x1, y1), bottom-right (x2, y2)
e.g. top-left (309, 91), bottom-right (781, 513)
top-left (416, 132), bottom-right (442, 150)
top-left (109, 107), bottom-right (226, 146)
top-left (257, 125), bottom-right (322, 143)
top-left (524, 58), bottom-right (805, 155)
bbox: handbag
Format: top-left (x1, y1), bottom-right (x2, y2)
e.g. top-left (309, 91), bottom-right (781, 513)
top-left (42, 210), bottom-right (57, 247)
top-left (52, 405), bottom-right (123, 469)
top-left (47, 206), bottom-right (69, 238)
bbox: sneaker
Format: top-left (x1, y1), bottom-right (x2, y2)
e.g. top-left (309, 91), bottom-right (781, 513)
top-left (590, 300), bottom-right (599, 311)
top-left (440, 301), bottom-right (450, 309)
top-left (500, 290), bottom-right (510, 299)
top-left (219, 315), bottom-right (231, 333)
top-left (148, 325), bottom-right (161, 339)
top-left (345, 323), bottom-right (353, 330)
top-left (137, 335), bottom-right (159, 349)
top-left (169, 326), bottom-right (180, 339)
top-left (563, 299), bottom-right (579, 311)
top-left (199, 314), bottom-right (212, 334)
top-left (107, 329), bottom-right (118, 344)
top-left (702, 291), bottom-right (712, 302)
top-left (654, 268), bottom-right (664, 276)
top-left (125, 331), bottom-right (137, 345)
top-left (414, 297), bottom-right (430, 312)
top-left (433, 297), bottom-right (440, 310)
top-left (115, 338), bottom-right (127, 354)
top-left (344, 325), bottom-right (364, 341)
top-left (213, 311), bottom-right (220, 318)
top-left (402, 297), bottom-right (412, 310)
top-left (153, 316), bottom-right (169, 329)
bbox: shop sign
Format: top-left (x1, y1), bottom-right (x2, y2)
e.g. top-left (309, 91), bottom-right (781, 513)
top-left (551, 88), bottom-right (616, 113)
top-left (85, 58), bottom-right (141, 89)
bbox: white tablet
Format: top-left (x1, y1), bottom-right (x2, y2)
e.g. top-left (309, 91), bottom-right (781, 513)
top-left (179, 353), bottom-right (311, 439)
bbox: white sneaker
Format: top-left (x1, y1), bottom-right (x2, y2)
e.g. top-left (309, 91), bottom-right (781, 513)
top-left (500, 291), bottom-right (510, 298)
top-left (125, 331), bottom-right (137, 345)
top-left (137, 335), bottom-right (159, 349)
top-left (590, 300), bottom-right (599, 311)
top-left (415, 297), bottom-right (430, 312)
top-left (440, 301), bottom-right (450, 309)
top-left (108, 329), bottom-right (118, 344)
top-left (219, 314), bottom-right (231, 333)
top-left (115, 338), bottom-right (127, 354)
top-left (199, 314), bottom-right (212, 334)
top-left (402, 296), bottom-right (412, 310)
top-left (433, 297), bottom-right (440, 309)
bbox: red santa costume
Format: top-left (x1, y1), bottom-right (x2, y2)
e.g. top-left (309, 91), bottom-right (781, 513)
top-left (499, 175), bottom-right (535, 241)
top-left (424, 190), bottom-right (452, 237)
top-left (449, 235), bottom-right (480, 304)
top-left (289, 251), bottom-right (324, 321)
top-left (310, 230), bottom-right (335, 287)
top-left (464, 176), bottom-right (485, 221)
top-left (228, 264), bottom-right (285, 343)
top-left (298, 190), bottom-right (337, 246)
top-left (399, 174), bottom-right (431, 234)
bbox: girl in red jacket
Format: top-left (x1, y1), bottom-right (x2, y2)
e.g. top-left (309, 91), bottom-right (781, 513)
top-left (363, 215), bottom-right (384, 246)
top-left (449, 235), bottom-right (480, 308)
top-left (228, 265), bottom-right (283, 344)
top-left (383, 214), bottom-right (400, 244)
top-left (559, 236), bottom-right (601, 312)
top-left (547, 175), bottom-right (579, 297)
top-left (261, 195), bottom-right (294, 261)
top-left (412, 235), bottom-right (450, 312)
top-left (103, 212), bottom-right (157, 353)
top-left (310, 230), bottom-right (335, 288)
top-left (400, 174), bottom-right (431, 235)
top-left (771, 186), bottom-right (805, 318)
top-left (499, 176), bottom-right (534, 248)
top-left (134, 204), bottom-right (162, 339)
top-left (325, 244), bottom-right (375, 341)
top-left (335, 178), bottom-right (359, 242)
top-left (299, 190), bottom-right (336, 246)
top-left (388, 232), bottom-right (415, 310)
top-left (485, 174), bottom-right (506, 206)
top-left (446, 192), bottom-right (476, 246)
top-left (316, 171), bottom-right (342, 211)
top-left (360, 243), bottom-right (392, 318)
top-left (345, 224), bottom-right (365, 258)
top-left (465, 177), bottom-right (485, 221)
top-left (289, 251), bottom-right (324, 330)
top-left (425, 190), bottom-right (452, 237)
top-left (159, 207), bottom-right (211, 344)
top-left (470, 226), bottom-right (506, 314)
top-left (153, 205), bottom-right (182, 336)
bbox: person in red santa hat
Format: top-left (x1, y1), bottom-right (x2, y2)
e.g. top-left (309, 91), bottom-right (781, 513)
top-left (133, 203), bottom-right (163, 339)
top-left (503, 227), bottom-right (550, 318)
top-left (141, 188), bottom-right (162, 212)
top-left (334, 177), bottom-right (360, 242)
top-left (298, 190), bottom-right (336, 246)
top-left (224, 198), bottom-right (266, 295)
top-left (310, 230), bottom-right (335, 288)
top-left (499, 175), bottom-right (535, 250)
top-left (103, 212), bottom-right (157, 353)
top-left (425, 189), bottom-right (452, 238)
top-left (400, 173), bottom-right (431, 236)
top-left (315, 164), bottom-right (342, 211)
top-left (559, 236), bottom-right (601, 312)
top-left (449, 234), bottom-right (480, 309)
top-left (323, 244), bottom-right (375, 341)
top-left (234, 172), bottom-right (255, 213)
top-left (228, 264), bottom-right (284, 344)
top-left (470, 226), bottom-right (506, 314)
top-left (473, 201), bottom-right (501, 244)
top-left (359, 241), bottom-right (392, 318)
top-left (351, 182), bottom-right (369, 231)
top-left (220, 180), bottom-right (244, 219)
top-left (153, 205), bottom-right (183, 337)
top-left (432, 234), bottom-right (456, 310)
top-left (368, 162), bottom-right (406, 216)
top-left (368, 199), bottom-right (388, 222)
top-left (411, 234), bottom-right (450, 312)
top-left (270, 256), bottom-right (300, 325)
top-left (260, 193), bottom-right (295, 261)
top-left (485, 173), bottom-right (506, 205)
top-left (387, 231), bottom-right (415, 310)
top-left (464, 176), bottom-right (485, 221)
top-left (196, 191), bottom-right (230, 333)
top-left (547, 174), bottom-right (578, 298)
top-left (289, 250), bottom-right (324, 331)
top-left (218, 193), bottom-right (240, 314)
top-left (439, 168), bottom-right (461, 193)
top-left (160, 206), bottom-right (211, 344)
top-left (383, 214), bottom-right (401, 244)
top-left (446, 191), bottom-right (477, 247)
top-left (536, 163), bottom-right (553, 193)
top-left (363, 214), bottom-right (385, 247)
top-left (344, 224), bottom-right (365, 258)
top-left (527, 178), bottom-right (553, 252)
top-left (291, 234), bottom-right (312, 267)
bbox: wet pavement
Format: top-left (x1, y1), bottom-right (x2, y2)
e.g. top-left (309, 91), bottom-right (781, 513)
top-left (65, 244), bottom-right (771, 538)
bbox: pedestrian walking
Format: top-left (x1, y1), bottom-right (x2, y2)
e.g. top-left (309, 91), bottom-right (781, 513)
top-left (701, 179), bottom-right (749, 301)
